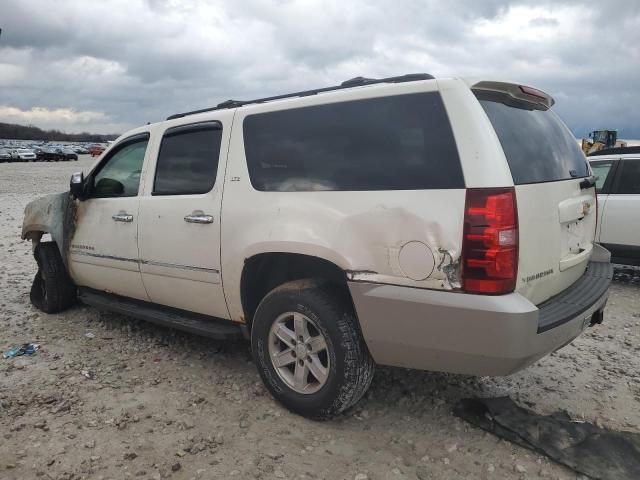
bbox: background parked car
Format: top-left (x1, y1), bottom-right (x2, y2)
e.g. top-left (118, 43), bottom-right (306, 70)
top-left (57, 148), bottom-right (78, 161)
top-left (0, 148), bottom-right (11, 162)
top-left (41, 147), bottom-right (65, 162)
top-left (88, 144), bottom-right (105, 156)
top-left (588, 148), bottom-right (640, 266)
top-left (33, 148), bottom-right (47, 161)
top-left (10, 148), bottom-right (37, 161)
top-left (74, 146), bottom-right (89, 154)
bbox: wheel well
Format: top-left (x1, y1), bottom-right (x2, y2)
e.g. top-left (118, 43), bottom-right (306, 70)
top-left (240, 253), bottom-right (351, 329)
top-left (24, 230), bottom-right (45, 242)
top-left (24, 230), bottom-right (49, 251)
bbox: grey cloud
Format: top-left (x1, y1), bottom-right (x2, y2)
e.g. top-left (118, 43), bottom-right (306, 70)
top-left (529, 17), bottom-right (559, 27)
top-left (0, 0), bottom-right (638, 138)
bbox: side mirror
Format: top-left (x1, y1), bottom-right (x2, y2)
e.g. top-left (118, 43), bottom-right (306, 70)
top-left (70, 171), bottom-right (87, 200)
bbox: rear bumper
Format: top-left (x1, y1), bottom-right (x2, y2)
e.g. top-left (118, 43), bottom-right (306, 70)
top-left (348, 246), bottom-right (612, 376)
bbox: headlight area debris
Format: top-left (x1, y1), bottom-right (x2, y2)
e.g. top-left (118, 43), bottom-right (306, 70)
top-left (2, 343), bottom-right (40, 359)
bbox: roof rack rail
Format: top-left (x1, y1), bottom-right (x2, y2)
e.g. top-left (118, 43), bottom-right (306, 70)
top-left (166, 72), bottom-right (435, 120)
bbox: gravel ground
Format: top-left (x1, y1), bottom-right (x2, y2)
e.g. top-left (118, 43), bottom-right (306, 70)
top-left (1, 158), bottom-right (639, 480)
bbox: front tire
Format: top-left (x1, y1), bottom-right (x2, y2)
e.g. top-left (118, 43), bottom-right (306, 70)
top-left (30, 242), bottom-right (76, 313)
top-left (251, 279), bottom-right (374, 419)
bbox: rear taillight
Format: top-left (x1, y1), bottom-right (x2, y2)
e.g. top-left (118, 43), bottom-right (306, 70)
top-left (461, 188), bottom-right (518, 295)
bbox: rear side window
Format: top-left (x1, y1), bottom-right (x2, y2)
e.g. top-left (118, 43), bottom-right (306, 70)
top-left (613, 159), bottom-right (640, 194)
top-left (243, 92), bottom-right (463, 191)
top-left (153, 122), bottom-right (222, 195)
top-left (477, 95), bottom-right (588, 185)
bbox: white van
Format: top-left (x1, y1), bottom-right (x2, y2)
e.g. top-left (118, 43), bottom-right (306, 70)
top-left (22, 74), bottom-right (612, 418)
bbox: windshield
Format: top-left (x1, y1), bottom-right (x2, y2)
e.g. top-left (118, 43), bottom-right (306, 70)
top-left (477, 96), bottom-right (588, 184)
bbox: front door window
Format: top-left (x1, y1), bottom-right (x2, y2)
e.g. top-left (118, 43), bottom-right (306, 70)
top-left (590, 160), bottom-right (615, 192)
top-left (91, 135), bottom-right (149, 198)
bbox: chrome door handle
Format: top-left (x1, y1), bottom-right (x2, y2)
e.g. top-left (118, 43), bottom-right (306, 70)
top-left (112, 212), bottom-right (133, 222)
top-left (184, 210), bottom-right (214, 224)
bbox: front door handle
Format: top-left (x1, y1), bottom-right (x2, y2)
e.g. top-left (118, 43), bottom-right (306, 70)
top-left (112, 211), bottom-right (133, 222)
top-left (184, 210), bottom-right (214, 224)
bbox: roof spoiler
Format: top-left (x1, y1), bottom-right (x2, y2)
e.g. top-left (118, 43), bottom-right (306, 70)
top-left (472, 81), bottom-right (555, 110)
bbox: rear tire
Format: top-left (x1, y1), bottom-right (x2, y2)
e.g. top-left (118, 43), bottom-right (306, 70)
top-left (30, 242), bottom-right (76, 313)
top-left (251, 279), bottom-right (375, 419)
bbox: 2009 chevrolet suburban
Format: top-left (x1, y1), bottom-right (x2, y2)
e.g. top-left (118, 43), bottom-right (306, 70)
top-left (22, 73), bottom-right (612, 419)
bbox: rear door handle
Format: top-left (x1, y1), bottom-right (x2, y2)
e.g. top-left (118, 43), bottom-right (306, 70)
top-left (184, 210), bottom-right (214, 224)
top-left (112, 211), bottom-right (133, 222)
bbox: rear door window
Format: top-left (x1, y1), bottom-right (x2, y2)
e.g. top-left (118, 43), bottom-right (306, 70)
top-left (243, 92), bottom-right (463, 191)
top-left (477, 94), bottom-right (588, 185)
top-left (612, 159), bottom-right (640, 194)
top-left (153, 122), bottom-right (222, 195)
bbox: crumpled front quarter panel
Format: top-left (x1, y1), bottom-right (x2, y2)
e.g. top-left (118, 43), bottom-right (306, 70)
top-left (22, 192), bottom-right (76, 264)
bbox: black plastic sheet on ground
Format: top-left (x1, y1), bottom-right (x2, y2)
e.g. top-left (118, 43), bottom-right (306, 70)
top-left (454, 397), bottom-right (640, 480)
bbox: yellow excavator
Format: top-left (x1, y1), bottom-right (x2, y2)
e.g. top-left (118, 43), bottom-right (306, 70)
top-left (581, 130), bottom-right (627, 155)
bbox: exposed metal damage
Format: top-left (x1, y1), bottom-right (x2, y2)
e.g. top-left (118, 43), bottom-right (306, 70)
top-left (436, 248), bottom-right (461, 289)
top-left (344, 270), bottom-right (378, 281)
top-left (345, 247), bottom-right (461, 290)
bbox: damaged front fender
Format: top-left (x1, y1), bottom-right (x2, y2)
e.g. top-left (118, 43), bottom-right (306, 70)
top-left (22, 192), bottom-right (77, 266)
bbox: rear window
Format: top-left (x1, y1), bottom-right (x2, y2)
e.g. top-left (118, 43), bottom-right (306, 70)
top-left (243, 92), bottom-right (463, 191)
top-left (477, 95), bottom-right (588, 185)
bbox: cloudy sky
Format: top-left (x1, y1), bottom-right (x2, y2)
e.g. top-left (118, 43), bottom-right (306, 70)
top-left (0, 0), bottom-right (638, 137)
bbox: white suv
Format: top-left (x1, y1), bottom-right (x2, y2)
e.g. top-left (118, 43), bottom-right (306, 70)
top-left (588, 148), bottom-right (640, 266)
top-left (10, 148), bottom-right (37, 161)
top-left (22, 74), bottom-right (612, 419)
